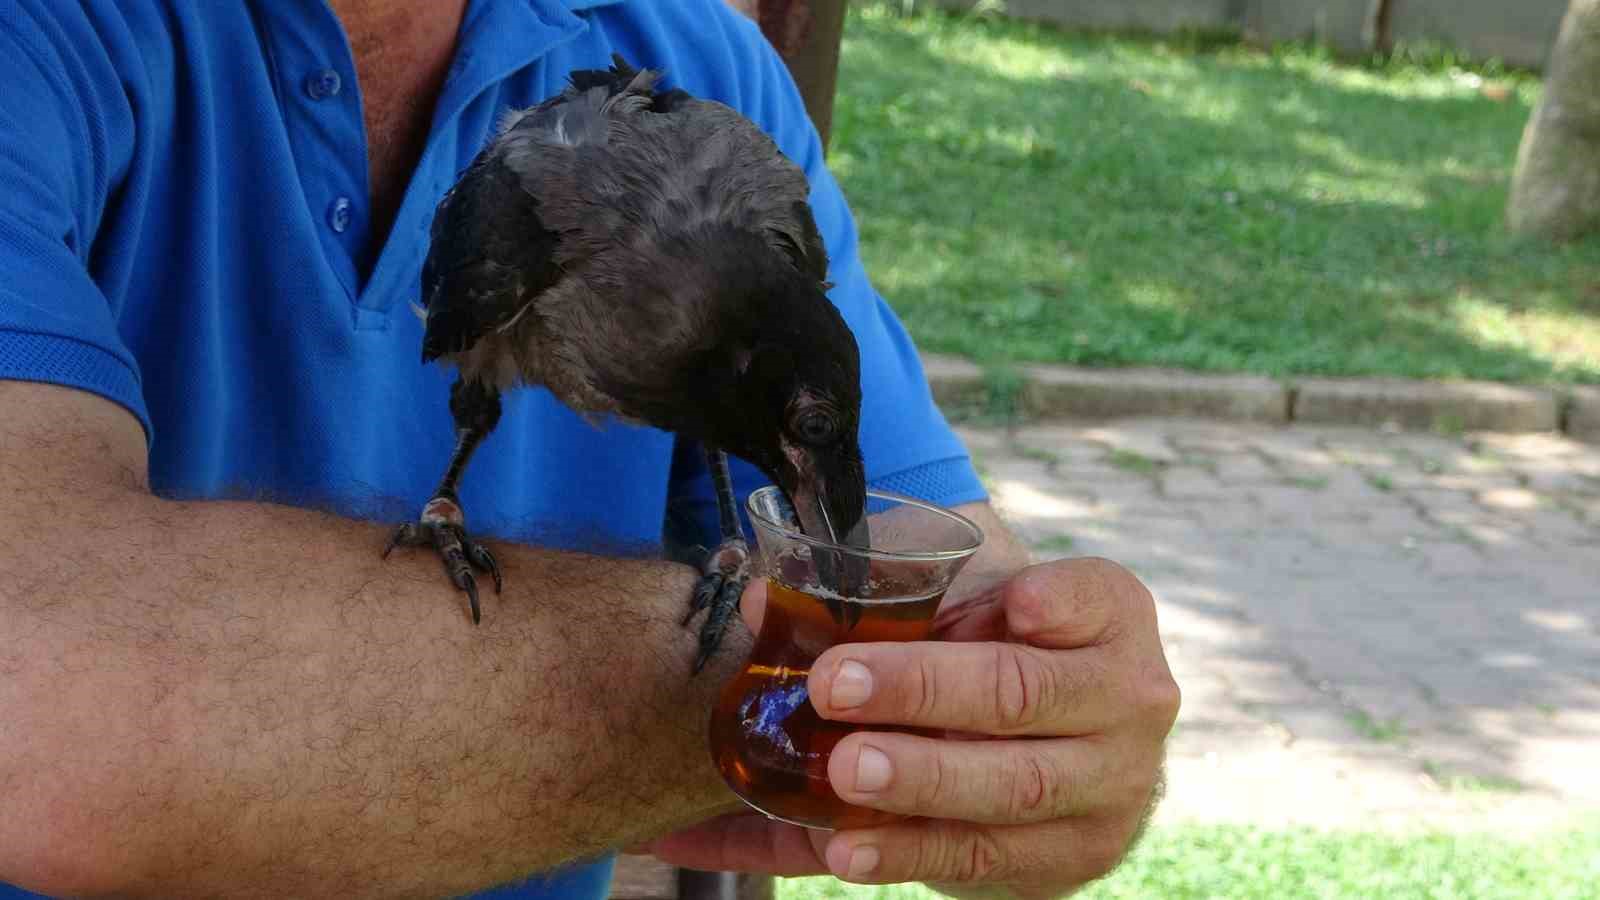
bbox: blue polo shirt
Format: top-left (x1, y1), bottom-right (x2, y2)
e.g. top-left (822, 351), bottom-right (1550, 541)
top-left (0, 0), bottom-right (984, 896)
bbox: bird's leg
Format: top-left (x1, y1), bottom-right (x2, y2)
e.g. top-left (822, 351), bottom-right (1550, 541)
top-left (384, 379), bottom-right (504, 623)
top-left (684, 446), bottom-right (750, 674)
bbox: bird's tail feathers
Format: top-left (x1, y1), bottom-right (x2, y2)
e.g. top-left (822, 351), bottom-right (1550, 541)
top-left (494, 54), bottom-right (663, 136)
top-left (567, 53), bottom-right (661, 98)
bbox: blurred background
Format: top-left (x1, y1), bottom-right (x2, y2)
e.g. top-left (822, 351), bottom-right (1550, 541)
top-left (624, 2), bottom-right (1600, 898)
top-left (830, 0), bottom-right (1596, 391)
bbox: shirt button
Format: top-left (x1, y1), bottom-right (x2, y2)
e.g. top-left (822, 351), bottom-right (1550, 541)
top-left (305, 69), bottom-right (342, 100)
top-left (328, 197), bottom-right (353, 233)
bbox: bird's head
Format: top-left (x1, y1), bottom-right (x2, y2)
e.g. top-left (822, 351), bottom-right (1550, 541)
top-left (699, 269), bottom-right (870, 557)
top-left (587, 228), bottom-right (871, 570)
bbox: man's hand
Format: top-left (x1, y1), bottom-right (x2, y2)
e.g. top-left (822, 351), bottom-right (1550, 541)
top-left (639, 515), bottom-right (1180, 899)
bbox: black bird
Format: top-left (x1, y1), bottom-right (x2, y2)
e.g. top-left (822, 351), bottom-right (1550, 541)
top-left (385, 55), bottom-right (869, 671)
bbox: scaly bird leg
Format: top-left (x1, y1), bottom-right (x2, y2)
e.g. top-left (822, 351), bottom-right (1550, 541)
top-left (384, 379), bottom-right (503, 623)
top-left (684, 446), bottom-right (750, 674)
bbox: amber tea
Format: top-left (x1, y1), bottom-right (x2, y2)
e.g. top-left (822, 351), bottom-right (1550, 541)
top-left (710, 567), bottom-right (945, 829)
top-left (710, 487), bottom-right (983, 830)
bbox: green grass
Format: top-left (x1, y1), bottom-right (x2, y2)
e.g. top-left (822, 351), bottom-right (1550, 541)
top-left (1108, 448), bottom-right (1162, 475)
top-left (1421, 761), bottom-right (1527, 795)
top-left (1346, 709), bottom-right (1406, 742)
top-left (1030, 533), bottom-right (1077, 552)
top-left (1013, 444), bottom-right (1060, 463)
top-left (832, 6), bottom-right (1600, 384)
top-left (776, 822), bottom-right (1600, 899)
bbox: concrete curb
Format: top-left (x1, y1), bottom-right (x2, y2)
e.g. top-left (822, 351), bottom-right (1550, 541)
top-left (1294, 377), bottom-right (1560, 432)
top-left (1021, 364), bottom-right (1289, 423)
top-left (1570, 386), bottom-right (1600, 442)
top-left (921, 354), bottom-right (1595, 441)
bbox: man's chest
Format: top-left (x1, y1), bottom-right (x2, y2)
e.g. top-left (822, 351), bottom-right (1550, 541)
top-left (336, 1), bottom-right (467, 254)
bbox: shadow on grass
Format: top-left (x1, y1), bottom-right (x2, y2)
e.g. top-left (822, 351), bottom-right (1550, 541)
top-left (833, 9), bottom-right (1600, 383)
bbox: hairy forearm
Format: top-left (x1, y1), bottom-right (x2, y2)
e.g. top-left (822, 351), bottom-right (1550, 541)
top-left (0, 385), bottom-right (746, 898)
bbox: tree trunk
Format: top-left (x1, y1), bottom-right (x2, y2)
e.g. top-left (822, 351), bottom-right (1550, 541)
top-left (1508, 0), bottom-right (1600, 241)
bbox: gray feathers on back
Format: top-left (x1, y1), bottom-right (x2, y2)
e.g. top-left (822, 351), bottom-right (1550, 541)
top-left (424, 62), bottom-right (831, 424)
top-left (497, 73), bottom-right (817, 277)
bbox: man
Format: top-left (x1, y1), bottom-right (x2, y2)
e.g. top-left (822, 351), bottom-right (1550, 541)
top-left (0, 1), bottom-right (1179, 898)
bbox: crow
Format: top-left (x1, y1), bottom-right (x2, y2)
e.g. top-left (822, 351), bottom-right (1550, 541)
top-left (384, 55), bottom-right (869, 672)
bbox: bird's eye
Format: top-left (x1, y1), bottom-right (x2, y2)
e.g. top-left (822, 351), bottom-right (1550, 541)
top-left (794, 411), bottom-right (837, 445)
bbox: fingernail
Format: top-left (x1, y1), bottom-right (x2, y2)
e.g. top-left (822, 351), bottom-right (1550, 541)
top-left (831, 659), bottom-right (873, 709)
top-left (828, 842), bottom-right (880, 880)
top-left (853, 745), bottom-right (892, 793)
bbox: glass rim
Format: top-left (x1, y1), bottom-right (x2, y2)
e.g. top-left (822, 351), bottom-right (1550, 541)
top-left (746, 485), bottom-right (985, 562)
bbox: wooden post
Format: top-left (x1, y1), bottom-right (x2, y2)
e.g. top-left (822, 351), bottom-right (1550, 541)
top-left (1363, 0), bottom-right (1394, 54)
top-left (726, 0), bottom-right (849, 153)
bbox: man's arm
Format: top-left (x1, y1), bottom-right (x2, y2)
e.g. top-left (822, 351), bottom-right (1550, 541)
top-left (0, 380), bottom-right (747, 899)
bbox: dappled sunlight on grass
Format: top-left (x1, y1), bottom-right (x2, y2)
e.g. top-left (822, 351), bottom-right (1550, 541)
top-left (1286, 134), bottom-right (1432, 206)
top-left (1445, 291), bottom-right (1600, 375)
top-left (833, 6), bottom-right (1600, 383)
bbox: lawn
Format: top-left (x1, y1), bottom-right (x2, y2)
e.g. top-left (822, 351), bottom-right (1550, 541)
top-left (829, 6), bottom-right (1600, 384)
top-left (775, 822), bottom-right (1600, 899)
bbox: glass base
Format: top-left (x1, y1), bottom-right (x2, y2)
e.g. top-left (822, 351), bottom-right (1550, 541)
top-left (728, 793), bottom-right (909, 832)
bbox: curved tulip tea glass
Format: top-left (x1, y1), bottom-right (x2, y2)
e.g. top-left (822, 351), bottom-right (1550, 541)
top-left (710, 486), bottom-right (984, 830)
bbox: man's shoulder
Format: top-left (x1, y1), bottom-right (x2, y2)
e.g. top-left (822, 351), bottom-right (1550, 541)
top-left (584, 0), bottom-right (793, 112)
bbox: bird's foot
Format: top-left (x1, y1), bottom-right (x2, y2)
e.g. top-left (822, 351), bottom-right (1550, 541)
top-left (384, 495), bottom-right (502, 623)
top-left (683, 539), bottom-right (750, 675)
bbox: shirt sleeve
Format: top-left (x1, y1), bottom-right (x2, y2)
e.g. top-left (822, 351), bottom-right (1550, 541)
top-left (663, 3), bottom-right (986, 548)
top-left (0, 1), bottom-right (148, 438)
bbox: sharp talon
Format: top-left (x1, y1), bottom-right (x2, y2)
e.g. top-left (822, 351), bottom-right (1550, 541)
top-left (691, 575), bottom-right (745, 675)
top-left (684, 575), bottom-right (717, 626)
top-left (382, 499), bottom-right (500, 621)
top-left (692, 644), bottom-right (715, 676)
top-left (382, 524), bottom-right (410, 559)
top-left (686, 535), bottom-right (749, 668)
top-left (467, 543), bottom-right (502, 593)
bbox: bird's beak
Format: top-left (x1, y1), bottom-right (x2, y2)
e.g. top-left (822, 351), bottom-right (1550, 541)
top-left (780, 438), bottom-right (871, 601)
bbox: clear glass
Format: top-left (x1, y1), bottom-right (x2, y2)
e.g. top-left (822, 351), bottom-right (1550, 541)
top-left (709, 487), bottom-right (984, 830)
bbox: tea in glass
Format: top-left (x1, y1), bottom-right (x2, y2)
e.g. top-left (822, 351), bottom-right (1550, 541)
top-left (709, 487), bottom-right (983, 830)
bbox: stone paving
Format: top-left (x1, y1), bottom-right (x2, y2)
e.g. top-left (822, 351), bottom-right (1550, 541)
top-left (959, 419), bottom-right (1600, 833)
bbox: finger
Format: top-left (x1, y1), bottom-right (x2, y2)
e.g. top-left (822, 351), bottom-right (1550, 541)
top-left (1004, 558), bottom-right (1154, 650)
top-left (822, 817), bottom-right (1132, 890)
top-left (738, 577), bottom-right (767, 635)
top-left (641, 812), bottom-right (830, 877)
top-left (929, 582), bottom-right (1008, 643)
top-left (826, 731), bottom-right (1138, 825)
top-left (810, 641), bottom-right (1121, 736)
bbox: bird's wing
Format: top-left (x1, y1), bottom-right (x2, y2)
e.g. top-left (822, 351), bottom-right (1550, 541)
top-left (422, 56), bottom-right (695, 364)
top-left (420, 57), bottom-right (662, 362)
top-left (419, 153), bottom-right (562, 363)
